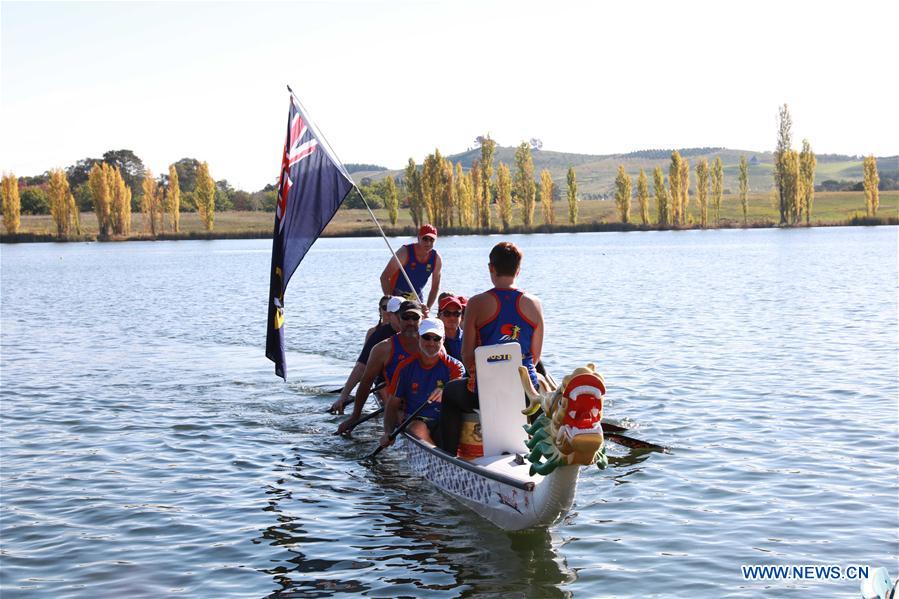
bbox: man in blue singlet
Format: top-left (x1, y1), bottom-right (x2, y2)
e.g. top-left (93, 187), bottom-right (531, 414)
top-left (335, 300), bottom-right (423, 435)
top-left (380, 317), bottom-right (465, 447)
top-left (438, 295), bottom-right (464, 362)
top-left (380, 224), bottom-right (442, 310)
top-left (437, 242), bottom-right (544, 456)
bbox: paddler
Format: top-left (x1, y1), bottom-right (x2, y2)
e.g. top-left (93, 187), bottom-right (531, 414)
top-left (437, 241), bottom-right (544, 457)
top-left (380, 317), bottom-right (465, 447)
top-left (437, 295), bottom-right (464, 362)
top-left (380, 224), bottom-right (442, 310)
top-left (336, 300), bottom-right (424, 435)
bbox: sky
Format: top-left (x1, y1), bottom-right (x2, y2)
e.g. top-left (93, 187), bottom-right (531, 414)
top-left (2, 0), bottom-right (897, 191)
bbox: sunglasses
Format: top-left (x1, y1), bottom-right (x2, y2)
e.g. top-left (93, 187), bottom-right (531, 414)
top-left (440, 310), bottom-right (462, 317)
top-left (401, 313), bottom-right (421, 321)
top-left (421, 334), bottom-right (442, 342)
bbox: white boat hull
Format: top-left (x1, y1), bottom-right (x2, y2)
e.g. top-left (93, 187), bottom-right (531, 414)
top-left (400, 432), bottom-right (581, 531)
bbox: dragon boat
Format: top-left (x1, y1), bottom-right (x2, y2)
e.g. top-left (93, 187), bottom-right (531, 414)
top-left (394, 342), bottom-right (608, 531)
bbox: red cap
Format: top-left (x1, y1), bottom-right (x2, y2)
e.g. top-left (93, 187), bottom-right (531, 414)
top-left (419, 224), bottom-right (438, 239)
top-left (438, 296), bottom-right (463, 311)
top-left (457, 296), bottom-right (468, 308)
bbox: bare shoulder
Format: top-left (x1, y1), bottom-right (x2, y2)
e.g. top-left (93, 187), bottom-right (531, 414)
top-left (518, 291), bottom-right (544, 322)
top-left (369, 336), bottom-right (394, 363)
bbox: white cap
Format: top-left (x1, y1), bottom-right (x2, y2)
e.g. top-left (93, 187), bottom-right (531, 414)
top-left (386, 296), bottom-right (404, 313)
top-left (419, 317), bottom-right (445, 339)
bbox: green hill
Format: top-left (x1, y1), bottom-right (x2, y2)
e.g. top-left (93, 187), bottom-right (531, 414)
top-left (354, 148), bottom-right (899, 199)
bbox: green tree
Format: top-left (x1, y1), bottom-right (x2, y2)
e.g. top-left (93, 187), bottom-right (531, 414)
top-left (799, 140), bottom-right (817, 225)
top-left (636, 168), bottom-right (649, 225)
top-left (479, 136), bottom-right (496, 229)
top-left (470, 160), bottom-right (482, 228)
top-left (739, 156), bottom-right (750, 226)
top-left (696, 158), bottom-right (710, 228)
top-left (102, 149), bottom-right (145, 202)
top-left (496, 162), bottom-right (513, 230)
top-left (404, 158), bottom-right (424, 227)
top-left (863, 155), bottom-right (880, 216)
top-left (167, 164), bottom-right (181, 233)
top-left (2, 173), bottom-right (21, 234)
top-left (514, 142), bottom-right (536, 228)
top-left (422, 150), bottom-right (443, 225)
top-left (20, 187), bottom-right (49, 215)
top-left (196, 161), bottom-right (216, 231)
top-left (782, 150), bottom-right (801, 224)
top-left (384, 174), bottom-right (398, 226)
top-left (566, 167), bottom-right (578, 224)
top-left (614, 165), bottom-right (632, 224)
top-left (669, 151), bottom-right (682, 225)
top-left (540, 169), bottom-right (554, 225)
top-left (711, 157), bottom-right (724, 224)
top-left (172, 158), bottom-right (200, 193)
top-left (653, 166), bottom-right (668, 225)
top-left (679, 157), bottom-right (690, 224)
top-left (773, 104), bottom-right (793, 224)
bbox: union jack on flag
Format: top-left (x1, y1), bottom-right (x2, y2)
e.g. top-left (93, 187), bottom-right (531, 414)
top-left (266, 92), bottom-right (355, 379)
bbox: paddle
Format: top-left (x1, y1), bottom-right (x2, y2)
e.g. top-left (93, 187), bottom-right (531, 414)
top-left (326, 381), bottom-right (387, 413)
top-left (361, 397), bottom-right (433, 461)
top-left (335, 405), bottom-right (385, 436)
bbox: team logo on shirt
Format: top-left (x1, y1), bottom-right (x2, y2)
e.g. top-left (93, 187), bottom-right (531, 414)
top-left (499, 324), bottom-right (521, 341)
top-left (426, 263), bottom-right (432, 272)
top-left (411, 382), bottom-right (419, 392)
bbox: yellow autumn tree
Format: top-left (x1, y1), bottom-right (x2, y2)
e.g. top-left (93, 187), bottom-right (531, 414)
top-left (470, 160), bottom-right (482, 229)
top-left (168, 164), bottom-right (181, 233)
top-left (195, 161), bottom-right (216, 231)
top-left (454, 163), bottom-right (470, 228)
top-left (514, 142), bottom-right (536, 228)
top-left (141, 168), bottom-right (163, 236)
top-left (637, 168), bottom-right (649, 225)
top-left (696, 158), bottom-right (710, 228)
top-left (540, 169), bottom-right (554, 225)
top-left (614, 165), bottom-right (632, 224)
top-left (653, 166), bottom-right (668, 226)
top-left (88, 163), bottom-right (112, 238)
top-left (863, 155), bottom-right (879, 216)
top-left (799, 140), bottom-right (816, 225)
top-left (479, 136), bottom-right (496, 229)
top-left (48, 169), bottom-right (77, 238)
top-left (2, 173), bottom-right (21, 234)
top-left (496, 162), bottom-right (513, 230)
top-left (566, 167), bottom-right (578, 224)
top-left (679, 157), bottom-right (690, 224)
top-left (739, 156), bottom-right (750, 226)
top-left (669, 152), bottom-right (682, 225)
top-left (711, 157), bottom-right (724, 225)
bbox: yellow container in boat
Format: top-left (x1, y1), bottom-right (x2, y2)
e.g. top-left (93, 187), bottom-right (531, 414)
top-left (457, 411), bottom-right (484, 460)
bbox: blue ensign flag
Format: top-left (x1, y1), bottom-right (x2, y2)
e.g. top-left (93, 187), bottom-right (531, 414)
top-left (266, 94), bottom-right (354, 379)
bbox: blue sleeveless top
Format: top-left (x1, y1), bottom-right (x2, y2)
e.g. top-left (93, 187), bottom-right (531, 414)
top-left (477, 288), bottom-right (538, 387)
top-left (443, 328), bottom-right (463, 362)
top-left (383, 335), bottom-right (414, 388)
top-left (391, 353), bottom-right (465, 421)
top-left (390, 244), bottom-right (436, 301)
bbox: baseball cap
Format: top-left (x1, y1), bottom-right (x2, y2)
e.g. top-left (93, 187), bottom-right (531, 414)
top-left (399, 300), bottom-right (424, 316)
top-left (419, 317), bottom-right (445, 339)
top-left (457, 296), bottom-right (468, 308)
top-left (438, 295), bottom-right (463, 311)
top-left (419, 224), bottom-right (438, 239)
top-left (386, 296), bottom-right (405, 313)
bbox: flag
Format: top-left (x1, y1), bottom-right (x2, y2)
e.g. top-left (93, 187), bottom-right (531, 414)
top-left (266, 93), bottom-right (354, 379)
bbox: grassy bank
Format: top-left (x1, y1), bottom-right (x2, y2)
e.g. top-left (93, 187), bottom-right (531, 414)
top-left (2, 191), bottom-right (896, 243)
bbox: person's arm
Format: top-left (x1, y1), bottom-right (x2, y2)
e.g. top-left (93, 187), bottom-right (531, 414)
top-left (380, 393), bottom-right (404, 446)
top-left (461, 293), bottom-right (485, 376)
top-left (380, 246), bottom-right (407, 295)
top-left (336, 341), bottom-right (389, 434)
top-left (329, 361), bottom-right (365, 413)
top-left (426, 253), bottom-right (442, 309)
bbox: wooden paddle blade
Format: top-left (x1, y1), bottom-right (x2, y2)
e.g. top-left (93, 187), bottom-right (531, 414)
top-left (605, 432), bottom-right (669, 453)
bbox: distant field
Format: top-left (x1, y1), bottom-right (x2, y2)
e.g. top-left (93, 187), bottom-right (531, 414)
top-left (4, 191), bottom-right (895, 242)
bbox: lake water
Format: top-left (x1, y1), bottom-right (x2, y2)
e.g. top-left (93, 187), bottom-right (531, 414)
top-left (1, 227), bottom-right (897, 598)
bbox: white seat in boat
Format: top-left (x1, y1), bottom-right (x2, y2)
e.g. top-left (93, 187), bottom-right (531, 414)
top-left (474, 343), bottom-right (529, 456)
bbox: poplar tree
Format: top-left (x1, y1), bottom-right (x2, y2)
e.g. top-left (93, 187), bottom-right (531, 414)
top-left (479, 136), bottom-right (496, 229)
top-left (470, 160), bottom-right (482, 229)
top-left (711, 157), bottom-right (724, 224)
top-left (441, 158), bottom-right (455, 227)
top-left (404, 158), bottom-right (424, 226)
top-left (669, 151), bottom-right (682, 225)
top-left (454, 163), bottom-right (470, 228)
top-left (422, 150), bottom-right (444, 225)
top-left (774, 103), bottom-right (793, 224)
top-left (540, 169), bottom-right (554, 225)
top-left (799, 140), bottom-right (817, 225)
top-left (637, 168), bottom-right (649, 225)
top-left (195, 161), bottom-right (216, 231)
top-left (566, 167), bottom-right (578, 224)
top-left (863, 155), bottom-right (880, 216)
top-left (88, 163), bottom-right (111, 237)
top-left (496, 162), bottom-right (513, 230)
top-left (653, 166), bottom-right (668, 225)
top-left (384, 174), bottom-right (398, 226)
top-left (514, 142), bottom-right (536, 228)
top-left (141, 168), bottom-right (162, 236)
top-left (696, 159), bottom-right (710, 228)
top-left (679, 157), bottom-right (690, 224)
top-left (739, 156), bottom-right (750, 226)
top-left (614, 165), bottom-right (632, 224)
top-left (48, 169), bottom-right (76, 238)
top-left (168, 164), bottom-right (181, 233)
top-left (782, 150), bottom-right (801, 224)
top-left (2, 173), bottom-right (21, 234)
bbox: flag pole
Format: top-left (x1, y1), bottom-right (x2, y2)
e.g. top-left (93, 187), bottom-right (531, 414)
top-left (286, 85), bottom-right (423, 305)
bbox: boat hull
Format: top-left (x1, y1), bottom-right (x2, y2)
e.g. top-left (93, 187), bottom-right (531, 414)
top-left (401, 433), bottom-right (580, 531)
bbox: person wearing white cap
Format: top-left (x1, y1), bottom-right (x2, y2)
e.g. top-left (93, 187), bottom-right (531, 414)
top-left (330, 295), bottom-right (405, 414)
top-left (380, 317), bottom-right (465, 447)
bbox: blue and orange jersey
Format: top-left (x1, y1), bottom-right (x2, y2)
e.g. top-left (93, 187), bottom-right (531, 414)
top-left (391, 352), bottom-right (466, 421)
top-left (443, 328), bottom-right (463, 362)
top-left (383, 335), bottom-right (415, 388)
top-left (477, 288), bottom-right (539, 387)
top-left (390, 243), bottom-right (437, 300)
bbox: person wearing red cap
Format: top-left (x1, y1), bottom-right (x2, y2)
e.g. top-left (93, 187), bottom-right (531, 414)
top-left (380, 224), bottom-right (442, 310)
top-left (437, 295), bottom-right (464, 362)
